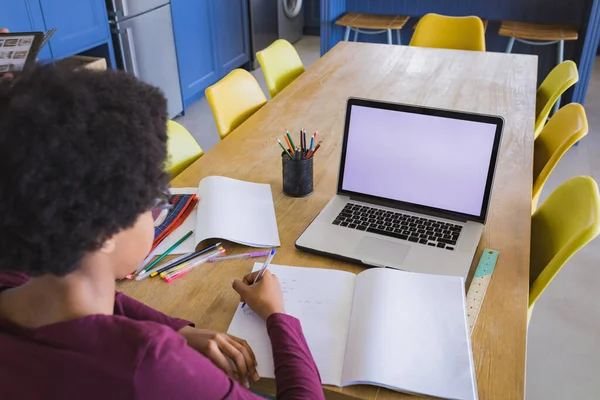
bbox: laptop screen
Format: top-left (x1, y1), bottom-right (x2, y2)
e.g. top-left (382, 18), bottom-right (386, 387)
top-left (339, 102), bottom-right (502, 220)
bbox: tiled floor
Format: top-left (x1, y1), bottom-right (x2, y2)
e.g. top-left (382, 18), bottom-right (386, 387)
top-left (176, 36), bottom-right (600, 400)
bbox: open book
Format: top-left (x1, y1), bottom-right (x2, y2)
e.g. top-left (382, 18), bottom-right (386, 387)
top-left (151, 176), bottom-right (280, 256)
top-left (228, 264), bottom-right (477, 400)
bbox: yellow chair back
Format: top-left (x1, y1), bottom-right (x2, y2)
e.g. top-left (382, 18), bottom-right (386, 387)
top-left (165, 120), bottom-right (203, 178)
top-left (533, 103), bottom-right (588, 211)
top-left (205, 69), bottom-right (267, 139)
top-left (529, 176), bottom-right (600, 322)
top-left (410, 13), bottom-right (486, 51)
top-left (535, 61), bottom-right (579, 138)
top-left (257, 39), bottom-right (305, 98)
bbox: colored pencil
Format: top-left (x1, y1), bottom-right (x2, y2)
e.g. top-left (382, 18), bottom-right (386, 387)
top-left (277, 139), bottom-right (293, 159)
top-left (306, 140), bottom-right (322, 159)
top-left (160, 247), bottom-right (224, 278)
top-left (286, 131), bottom-right (296, 150)
top-left (163, 248), bottom-right (225, 282)
top-left (209, 251), bottom-right (270, 262)
top-left (142, 230), bottom-right (193, 273)
top-left (149, 242), bottom-right (223, 277)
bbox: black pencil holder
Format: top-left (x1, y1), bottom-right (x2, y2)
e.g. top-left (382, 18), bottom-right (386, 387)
top-left (282, 152), bottom-right (313, 197)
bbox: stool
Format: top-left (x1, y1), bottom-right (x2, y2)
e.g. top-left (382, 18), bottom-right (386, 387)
top-left (413, 18), bottom-right (488, 32)
top-left (499, 21), bottom-right (579, 113)
top-left (335, 12), bottom-right (410, 45)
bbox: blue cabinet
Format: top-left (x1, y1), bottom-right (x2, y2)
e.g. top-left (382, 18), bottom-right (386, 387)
top-left (171, 0), bottom-right (219, 107)
top-left (1, 0), bottom-right (114, 65)
top-left (213, 0), bottom-right (250, 73)
top-left (172, 0), bottom-right (250, 109)
top-left (38, 0), bottom-right (110, 59)
top-left (0, 0), bottom-right (52, 60)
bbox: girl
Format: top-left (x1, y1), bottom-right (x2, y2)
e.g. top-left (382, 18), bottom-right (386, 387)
top-left (0, 66), bottom-right (324, 399)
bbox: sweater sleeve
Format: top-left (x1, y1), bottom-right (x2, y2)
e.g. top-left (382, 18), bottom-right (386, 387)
top-left (135, 327), bottom-right (270, 400)
top-left (113, 292), bottom-right (193, 331)
top-left (267, 314), bottom-right (326, 400)
top-left (135, 316), bottom-right (325, 400)
top-left (0, 272), bottom-right (29, 289)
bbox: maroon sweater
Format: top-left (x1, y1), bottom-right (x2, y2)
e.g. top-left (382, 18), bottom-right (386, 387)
top-left (0, 272), bottom-right (325, 399)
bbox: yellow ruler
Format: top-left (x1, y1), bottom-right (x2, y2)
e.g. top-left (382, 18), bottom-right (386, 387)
top-left (466, 248), bottom-right (499, 335)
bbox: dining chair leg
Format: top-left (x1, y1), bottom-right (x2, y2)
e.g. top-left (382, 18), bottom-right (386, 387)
top-left (557, 39), bottom-right (565, 64)
top-left (396, 29), bottom-right (401, 45)
top-left (553, 39), bottom-right (566, 114)
top-left (506, 37), bottom-right (516, 53)
top-left (344, 26), bottom-right (351, 41)
top-left (387, 29), bottom-right (392, 45)
top-left (353, 29), bottom-right (359, 41)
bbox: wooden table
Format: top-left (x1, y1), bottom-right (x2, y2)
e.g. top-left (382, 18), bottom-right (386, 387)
top-left (119, 42), bottom-right (537, 399)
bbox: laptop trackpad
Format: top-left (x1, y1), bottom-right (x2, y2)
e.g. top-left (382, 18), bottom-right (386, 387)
top-left (354, 236), bottom-right (410, 267)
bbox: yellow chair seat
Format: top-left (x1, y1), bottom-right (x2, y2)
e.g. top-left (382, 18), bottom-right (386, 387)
top-left (535, 61), bottom-right (579, 138)
top-left (165, 120), bottom-right (203, 178)
top-left (205, 69), bottom-right (268, 140)
top-left (257, 39), bottom-right (305, 99)
top-left (410, 13), bottom-right (486, 52)
top-left (529, 176), bottom-right (600, 323)
top-left (532, 103), bottom-right (588, 211)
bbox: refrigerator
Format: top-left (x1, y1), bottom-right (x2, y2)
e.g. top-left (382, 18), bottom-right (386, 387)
top-left (107, 0), bottom-right (183, 118)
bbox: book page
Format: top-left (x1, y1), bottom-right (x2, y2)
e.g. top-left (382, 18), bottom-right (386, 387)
top-left (342, 268), bottom-right (477, 400)
top-left (196, 176), bottom-right (280, 248)
top-left (227, 264), bottom-right (356, 386)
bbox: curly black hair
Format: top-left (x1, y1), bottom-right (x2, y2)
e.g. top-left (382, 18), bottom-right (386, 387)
top-left (0, 65), bottom-right (169, 276)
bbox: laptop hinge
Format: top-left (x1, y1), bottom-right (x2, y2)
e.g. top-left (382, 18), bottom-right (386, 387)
top-left (348, 194), bottom-right (469, 223)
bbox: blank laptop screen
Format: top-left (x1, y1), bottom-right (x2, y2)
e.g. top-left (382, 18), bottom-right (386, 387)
top-left (341, 105), bottom-right (498, 217)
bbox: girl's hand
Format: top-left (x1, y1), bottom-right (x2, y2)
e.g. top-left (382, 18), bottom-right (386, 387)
top-left (232, 270), bottom-right (285, 320)
top-left (178, 326), bottom-right (259, 387)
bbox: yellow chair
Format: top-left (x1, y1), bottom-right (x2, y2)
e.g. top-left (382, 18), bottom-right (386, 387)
top-left (165, 120), bottom-right (203, 178)
top-left (534, 60), bottom-right (579, 138)
top-left (529, 176), bottom-right (600, 323)
top-left (410, 13), bottom-right (486, 51)
top-left (205, 69), bottom-right (267, 139)
top-left (257, 39), bottom-right (305, 98)
top-left (533, 103), bottom-right (588, 211)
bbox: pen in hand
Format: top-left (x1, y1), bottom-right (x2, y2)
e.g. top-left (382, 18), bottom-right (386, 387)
top-left (241, 248), bottom-right (276, 309)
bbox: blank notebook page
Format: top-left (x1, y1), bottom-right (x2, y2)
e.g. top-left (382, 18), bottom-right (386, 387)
top-left (227, 264), bottom-right (356, 385)
top-left (342, 268), bottom-right (477, 400)
top-left (195, 176), bottom-right (280, 247)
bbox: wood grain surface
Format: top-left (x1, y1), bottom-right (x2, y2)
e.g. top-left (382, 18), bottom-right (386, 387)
top-left (499, 21), bottom-right (579, 41)
top-left (335, 12), bottom-right (410, 30)
top-left (118, 42), bottom-right (537, 400)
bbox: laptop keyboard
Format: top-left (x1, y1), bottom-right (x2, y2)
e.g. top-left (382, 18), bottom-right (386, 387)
top-left (332, 203), bottom-right (462, 251)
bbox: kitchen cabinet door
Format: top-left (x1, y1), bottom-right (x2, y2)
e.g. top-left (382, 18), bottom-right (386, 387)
top-left (213, 0), bottom-right (250, 76)
top-left (171, 0), bottom-right (220, 107)
top-left (38, 0), bottom-right (110, 59)
top-left (0, 0), bottom-right (52, 60)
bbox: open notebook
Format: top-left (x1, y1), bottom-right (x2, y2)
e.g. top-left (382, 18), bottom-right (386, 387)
top-left (151, 176), bottom-right (280, 256)
top-left (228, 264), bottom-right (477, 400)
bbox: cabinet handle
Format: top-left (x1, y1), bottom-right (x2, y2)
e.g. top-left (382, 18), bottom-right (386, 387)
top-left (111, 0), bottom-right (129, 18)
top-left (116, 28), bottom-right (140, 77)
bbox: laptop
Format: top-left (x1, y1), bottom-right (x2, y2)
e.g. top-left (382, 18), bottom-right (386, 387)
top-left (296, 98), bottom-right (504, 278)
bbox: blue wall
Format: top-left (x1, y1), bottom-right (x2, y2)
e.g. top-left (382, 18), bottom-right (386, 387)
top-left (321, 0), bottom-right (600, 104)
